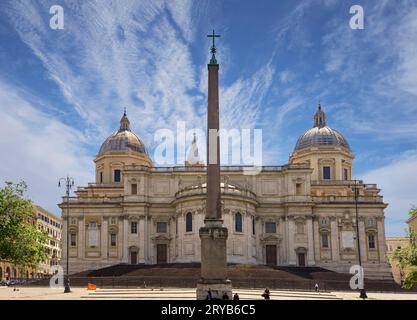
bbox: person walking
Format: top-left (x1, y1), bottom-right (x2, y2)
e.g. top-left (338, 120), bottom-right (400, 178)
top-left (261, 288), bottom-right (270, 300)
top-left (233, 293), bottom-right (240, 300)
top-left (315, 283), bottom-right (319, 292)
top-left (206, 288), bottom-right (213, 300)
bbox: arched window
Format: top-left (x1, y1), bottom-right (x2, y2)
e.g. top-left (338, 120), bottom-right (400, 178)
top-left (235, 212), bottom-right (242, 233)
top-left (321, 233), bottom-right (329, 248)
top-left (186, 212), bottom-right (193, 232)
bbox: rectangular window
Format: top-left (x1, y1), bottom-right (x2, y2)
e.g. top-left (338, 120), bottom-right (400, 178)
top-left (367, 219), bottom-right (376, 228)
top-left (323, 166), bottom-right (331, 180)
top-left (110, 233), bottom-right (117, 247)
top-left (131, 222), bottom-right (137, 234)
top-left (157, 222), bottom-right (167, 233)
top-left (114, 169), bottom-right (121, 183)
top-left (70, 233), bottom-right (76, 246)
top-left (252, 216), bottom-right (256, 235)
top-left (368, 235), bottom-right (376, 249)
top-left (321, 234), bottom-right (329, 248)
top-left (344, 168), bottom-right (348, 180)
top-left (265, 222), bottom-right (276, 234)
top-left (131, 183), bottom-right (137, 195)
top-left (296, 183), bottom-right (302, 196)
top-left (100, 172), bottom-right (103, 183)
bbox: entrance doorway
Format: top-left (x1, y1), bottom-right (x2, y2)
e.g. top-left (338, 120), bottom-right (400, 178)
top-left (265, 245), bottom-right (277, 266)
top-left (297, 253), bottom-right (306, 266)
top-left (157, 244), bottom-right (167, 264)
top-left (130, 251), bottom-right (137, 265)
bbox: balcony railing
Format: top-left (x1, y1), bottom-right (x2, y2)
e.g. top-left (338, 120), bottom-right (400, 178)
top-left (312, 195), bottom-right (383, 203)
top-left (123, 164), bottom-right (310, 173)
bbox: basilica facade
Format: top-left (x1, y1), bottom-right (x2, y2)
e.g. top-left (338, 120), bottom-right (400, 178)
top-left (60, 106), bottom-right (391, 279)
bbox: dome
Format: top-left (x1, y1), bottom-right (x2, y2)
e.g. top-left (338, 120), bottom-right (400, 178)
top-left (98, 111), bottom-right (148, 156)
top-left (294, 104), bottom-right (350, 151)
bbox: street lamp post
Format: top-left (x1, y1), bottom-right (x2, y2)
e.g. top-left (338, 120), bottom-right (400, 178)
top-left (58, 176), bottom-right (74, 293)
top-left (352, 179), bottom-right (367, 299)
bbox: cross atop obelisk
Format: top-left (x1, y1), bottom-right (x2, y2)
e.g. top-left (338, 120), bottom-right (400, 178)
top-left (207, 30), bottom-right (220, 65)
top-left (196, 30), bottom-right (232, 300)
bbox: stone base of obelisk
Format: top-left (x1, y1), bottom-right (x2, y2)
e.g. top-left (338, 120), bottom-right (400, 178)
top-left (196, 279), bottom-right (232, 300)
top-left (196, 222), bottom-right (232, 300)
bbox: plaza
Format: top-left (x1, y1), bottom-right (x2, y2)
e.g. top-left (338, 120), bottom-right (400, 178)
top-left (1, 286), bottom-right (417, 300)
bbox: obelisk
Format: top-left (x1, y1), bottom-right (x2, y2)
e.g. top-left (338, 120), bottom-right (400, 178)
top-left (196, 30), bottom-right (232, 300)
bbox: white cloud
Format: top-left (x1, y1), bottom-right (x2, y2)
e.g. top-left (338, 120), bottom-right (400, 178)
top-left (361, 150), bottom-right (417, 236)
top-left (0, 80), bottom-right (93, 215)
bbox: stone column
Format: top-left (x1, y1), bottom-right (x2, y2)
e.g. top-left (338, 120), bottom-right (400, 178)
top-left (330, 218), bottom-right (340, 262)
top-left (377, 217), bottom-right (386, 263)
top-left (122, 216), bottom-right (129, 263)
top-left (101, 217), bottom-right (108, 260)
top-left (288, 217), bottom-right (296, 265)
top-left (313, 219), bottom-right (320, 262)
top-left (118, 217), bottom-right (123, 260)
top-left (78, 216), bottom-right (85, 259)
top-left (140, 216), bottom-right (146, 262)
top-left (358, 218), bottom-right (367, 263)
top-left (306, 218), bottom-right (315, 265)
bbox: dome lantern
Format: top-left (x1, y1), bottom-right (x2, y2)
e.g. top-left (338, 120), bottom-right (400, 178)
top-left (293, 104), bottom-right (351, 152)
top-left (314, 102), bottom-right (326, 128)
top-left (97, 110), bottom-right (150, 158)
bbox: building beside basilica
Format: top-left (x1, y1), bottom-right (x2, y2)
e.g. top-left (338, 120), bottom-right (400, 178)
top-left (60, 106), bottom-right (391, 279)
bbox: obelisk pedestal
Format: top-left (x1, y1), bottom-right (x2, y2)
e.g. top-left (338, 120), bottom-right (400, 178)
top-left (196, 220), bottom-right (231, 300)
top-left (196, 31), bottom-right (232, 300)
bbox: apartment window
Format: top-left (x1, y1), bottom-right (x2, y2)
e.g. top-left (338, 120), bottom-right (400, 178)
top-left (70, 233), bottom-right (76, 246)
top-left (321, 234), bottom-right (329, 248)
top-left (110, 233), bottom-right (117, 247)
top-left (114, 169), bottom-right (121, 183)
top-left (157, 222), bottom-right (167, 233)
top-left (185, 212), bottom-right (193, 232)
top-left (323, 166), bottom-right (331, 180)
top-left (344, 168), bottom-right (349, 180)
top-left (368, 234), bottom-right (376, 249)
top-left (131, 183), bottom-right (137, 195)
top-left (252, 216), bottom-right (256, 235)
top-left (265, 222), bottom-right (276, 234)
top-left (131, 222), bottom-right (137, 234)
top-left (235, 212), bottom-right (243, 233)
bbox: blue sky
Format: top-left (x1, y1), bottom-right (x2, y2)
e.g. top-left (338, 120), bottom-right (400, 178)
top-left (0, 0), bottom-right (416, 236)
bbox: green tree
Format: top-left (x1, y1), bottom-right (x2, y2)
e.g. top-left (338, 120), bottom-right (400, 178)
top-left (0, 181), bottom-right (48, 268)
top-left (409, 206), bottom-right (417, 218)
top-left (391, 229), bottom-right (417, 289)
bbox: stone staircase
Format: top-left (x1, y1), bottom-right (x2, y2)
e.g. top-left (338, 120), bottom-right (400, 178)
top-left (81, 287), bottom-right (342, 300)
top-left (29, 263), bottom-right (416, 292)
